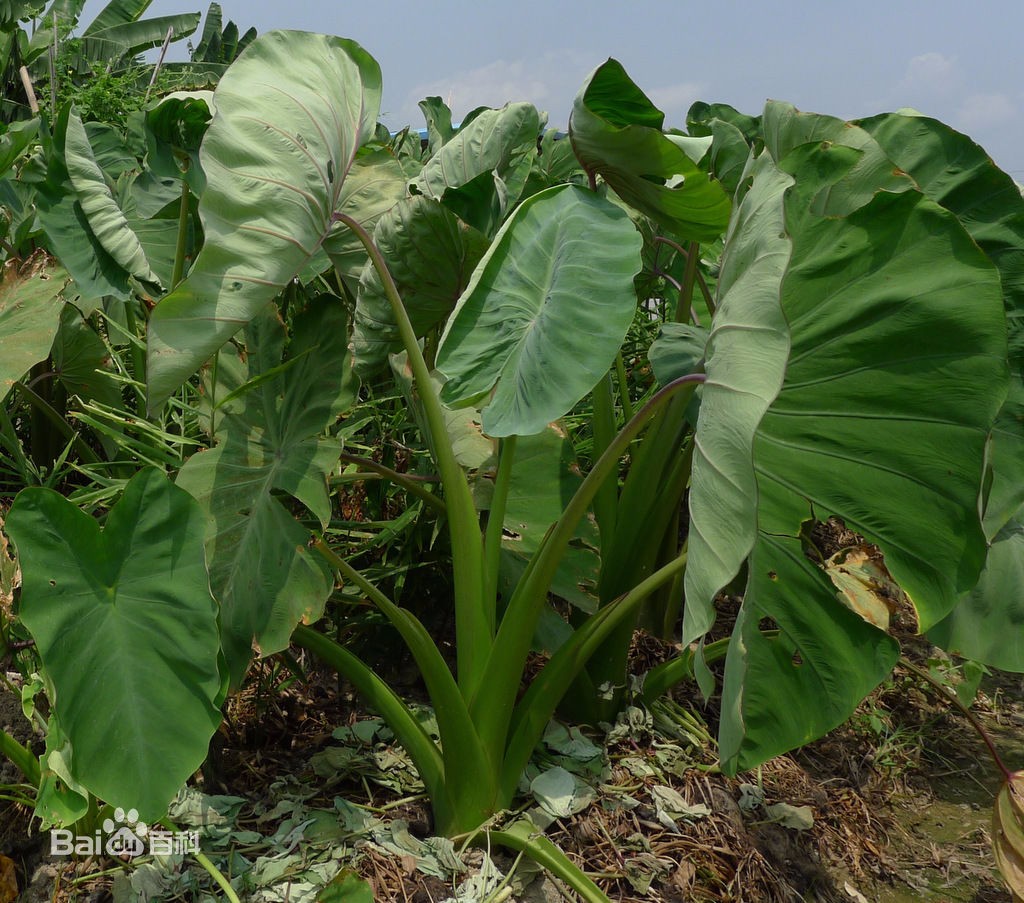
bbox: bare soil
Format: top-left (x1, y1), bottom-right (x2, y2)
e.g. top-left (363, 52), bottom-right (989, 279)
top-left (1, 645), bottom-right (1019, 903)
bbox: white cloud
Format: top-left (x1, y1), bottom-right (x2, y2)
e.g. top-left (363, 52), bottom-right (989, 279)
top-left (957, 92), bottom-right (1017, 130)
top-left (647, 81), bottom-right (705, 123)
top-left (898, 51), bottom-right (961, 98)
top-left (393, 50), bottom-right (594, 130)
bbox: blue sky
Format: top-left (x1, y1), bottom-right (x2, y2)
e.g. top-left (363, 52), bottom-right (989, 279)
top-left (75, 0), bottom-right (1023, 178)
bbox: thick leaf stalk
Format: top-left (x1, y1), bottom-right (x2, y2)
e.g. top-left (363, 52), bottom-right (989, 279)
top-left (335, 213), bottom-right (490, 697)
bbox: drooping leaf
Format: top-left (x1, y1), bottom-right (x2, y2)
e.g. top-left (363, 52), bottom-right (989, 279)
top-left (713, 138), bottom-right (1007, 772)
top-left (80, 12), bottom-right (201, 62)
top-left (411, 102), bottom-right (540, 203)
top-left (5, 469), bottom-right (223, 821)
top-left (146, 30), bottom-right (382, 409)
top-left (36, 105), bottom-right (134, 301)
top-left (64, 107), bottom-right (160, 288)
top-left (569, 60), bottom-right (731, 242)
top-left (0, 252), bottom-right (68, 399)
top-left (682, 151), bottom-right (793, 647)
top-left (352, 195), bottom-right (489, 377)
top-left (176, 298), bottom-right (357, 686)
top-left (437, 184), bottom-right (642, 437)
top-left (79, 0), bottom-right (150, 33)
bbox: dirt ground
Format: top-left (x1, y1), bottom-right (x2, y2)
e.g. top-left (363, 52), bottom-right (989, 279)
top-left (0, 648), bottom-right (1019, 903)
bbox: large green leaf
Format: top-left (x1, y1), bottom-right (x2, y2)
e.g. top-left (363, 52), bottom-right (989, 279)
top-left (64, 107), bottom-right (160, 288)
top-left (437, 184), bottom-right (641, 437)
top-left (352, 195), bottom-right (489, 377)
top-left (760, 102), bottom-right (912, 215)
top-left (5, 468), bottom-right (223, 821)
top-left (569, 60), bottom-right (731, 242)
top-left (80, 0), bottom-right (152, 36)
top-left (318, 148), bottom-right (407, 282)
top-left (81, 13), bottom-right (201, 61)
top-left (176, 298), bottom-right (357, 686)
top-left (928, 513), bottom-right (1024, 671)
top-left (710, 139), bottom-right (1007, 771)
top-left (36, 105), bottom-right (135, 301)
top-left (682, 151), bottom-right (793, 647)
top-left (0, 252), bottom-right (68, 399)
top-left (146, 30), bottom-right (381, 409)
top-left (857, 111), bottom-right (1024, 540)
top-left (411, 102), bottom-right (540, 203)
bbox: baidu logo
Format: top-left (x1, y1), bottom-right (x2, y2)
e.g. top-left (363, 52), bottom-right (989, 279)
top-left (50, 807), bottom-right (199, 858)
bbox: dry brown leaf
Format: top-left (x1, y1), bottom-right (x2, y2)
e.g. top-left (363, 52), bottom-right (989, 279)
top-left (823, 544), bottom-right (909, 631)
top-left (993, 772), bottom-right (1024, 901)
top-left (0, 854), bottom-right (18, 903)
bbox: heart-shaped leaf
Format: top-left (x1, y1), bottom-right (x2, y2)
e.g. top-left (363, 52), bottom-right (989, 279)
top-left (6, 469), bottom-right (223, 820)
top-left (147, 30), bottom-right (382, 409)
top-left (437, 183), bottom-right (641, 437)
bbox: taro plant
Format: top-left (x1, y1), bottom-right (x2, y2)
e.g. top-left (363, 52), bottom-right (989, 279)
top-left (1, 19), bottom-right (1022, 903)
top-left (141, 23), bottom-right (1016, 868)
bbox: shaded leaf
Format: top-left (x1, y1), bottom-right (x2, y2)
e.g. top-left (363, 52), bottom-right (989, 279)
top-left (0, 252), bottom-right (68, 399)
top-left (352, 195), bottom-right (488, 377)
top-left (647, 322), bottom-right (709, 386)
top-left (176, 299), bottom-right (356, 686)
